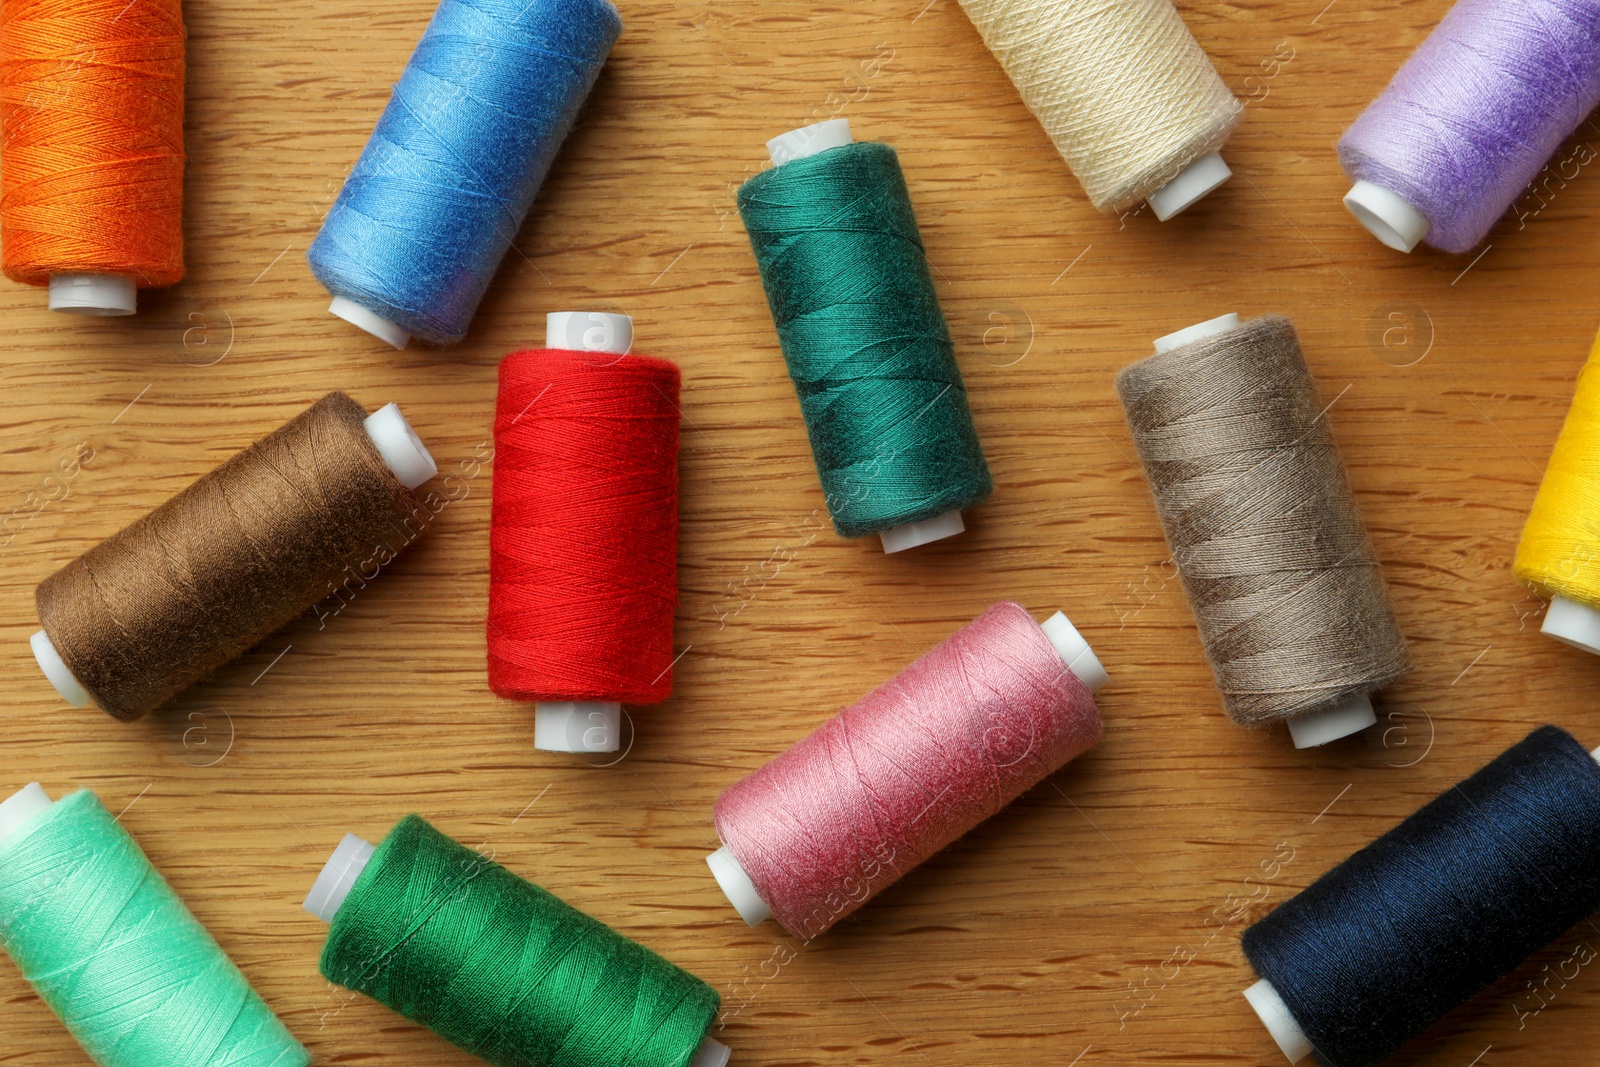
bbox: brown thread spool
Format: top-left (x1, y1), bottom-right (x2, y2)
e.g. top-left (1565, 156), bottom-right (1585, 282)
top-left (30, 392), bottom-right (437, 720)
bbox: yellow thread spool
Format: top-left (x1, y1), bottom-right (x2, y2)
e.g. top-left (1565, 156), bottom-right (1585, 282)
top-left (1515, 330), bottom-right (1600, 654)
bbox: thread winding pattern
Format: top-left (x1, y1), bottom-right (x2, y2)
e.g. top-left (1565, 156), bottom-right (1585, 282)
top-left (1517, 331), bottom-right (1600, 605)
top-left (0, 790), bottom-right (308, 1067)
top-left (0, 0), bottom-right (184, 286)
top-left (1242, 726), bottom-right (1600, 1067)
top-left (956, 0), bottom-right (1240, 213)
top-left (307, 0), bottom-right (620, 344)
top-left (322, 814), bottom-right (718, 1067)
top-left (714, 601), bottom-right (1101, 939)
top-left (1116, 316), bottom-right (1409, 726)
top-left (488, 347), bottom-right (681, 704)
top-left (738, 141), bottom-right (992, 537)
top-left (36, 393), bottom-right (426, 720)
top-left (1339, 0), bottom-right (1600, 253)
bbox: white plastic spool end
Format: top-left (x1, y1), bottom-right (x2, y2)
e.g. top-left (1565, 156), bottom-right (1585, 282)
top-left (0, 783), bottom-right (54, 845)
top-left (1541, 596), bottom-right (1600, 656)
top-left (1147, 152), bottom-right (1231, 221)
top-left (1039, 611), bottom-right (1109, 693)
top-left (1244, 978), bottom-right (1312, 1064)
top-left (1153, 312), bottom-right (1241, 354)
top-left (1343, 180), bottom-right (1429, 254)
top-left (545, 312), bottom-right (633, 356)
top-left (303, 833), bottom-right (377, 923)
top-left (329, 296), bottom-right (410, 350)
top-left (31, 630), bottom-right (89, 707)
top-left (49, 274), bottom-right (137, 316)
top-left (706, 844), bottom-right (772, 926)
top-left (363, 403), bottom-right (437, 489)
top-left (690, 1037), bottom-right (732, 1067)
top-left (535, 702), bottom-right (621, 753)
top-left (880, 510), bottom-right (965, 553)
top-left (1286, 694), bottom-right (1377, 749)
top-left (767, 118), bottom-right (853, 167)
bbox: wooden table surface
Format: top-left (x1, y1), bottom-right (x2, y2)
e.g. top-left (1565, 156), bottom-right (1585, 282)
top-left (4, 0), bottom-right (1600, 1064)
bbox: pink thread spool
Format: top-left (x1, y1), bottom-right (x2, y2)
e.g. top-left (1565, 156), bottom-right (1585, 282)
top-left (706, 601), bottom-right (1107, 938)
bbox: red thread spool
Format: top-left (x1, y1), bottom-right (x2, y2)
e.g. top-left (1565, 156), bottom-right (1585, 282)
top-left (488, 313), bottom-right (681, 754)
top-left (707, 600), bottom-right (1108, 938)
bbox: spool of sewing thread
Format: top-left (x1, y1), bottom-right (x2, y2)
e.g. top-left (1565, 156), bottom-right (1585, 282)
top-left (0, 0), bottom-right (184, 314)
top-left (0, 784), bottom-right (309, 1067)
top-left (1241, 725), bottom-right (1600, 1066)
top-left (1116, 313), bottom-right (1409, 749)
top-left (954, 0), bottom-right (1242, 220)
top-left (706, 600), bottom-right (1106, 938)
top-left (739, 119), bottom-right (993, 553)
top-left (307, 0), bottom-right (620, 349)
top-left (304, 813), bottom-right (729, 1067)
top-left (488, 311), bottom-right (679, 754)
top-left (1339, 0), bottom-right (1600, 253)
top-left (1515, 331), bottom-right (1600, 655)
top-left (31, 392), bottom-right (437, 720)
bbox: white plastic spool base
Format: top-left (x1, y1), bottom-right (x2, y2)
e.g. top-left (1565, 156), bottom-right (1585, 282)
top-left (1286, 694), bottom-right (1377, 749)
top-left (546, 311), bottom-right (633, 355)
top-left (1343, 180), bottom-right (1429, 254)
top-left (329, 296), bottom-right (411, 350)
top-left (1244, 978), bottom-right (1313, 1064)
top-left (1153, 312), bottom-right (1241, 354)
top-left (1542, 595), bottom-right (1600, 656)
top-left (880, 510), bottom-right (965, 553)
top-left (1147, 152), bottom-right (1232, 222)
top-left (49, 274), bottom-right (137, 316)
top-left (767, 118), bottom-right (853, 166)
top-left (707, 607), bottom-right (1106, 922)
top-left (0, 783), bottom-right (53, 845)
top-left (30, 402), bottom-right (436, 707)
top-left (534, 702), bottom-right (622, 753)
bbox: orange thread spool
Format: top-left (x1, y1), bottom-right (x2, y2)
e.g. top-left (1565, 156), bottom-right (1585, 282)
top-left (0, 0), bottom-right (184, 315)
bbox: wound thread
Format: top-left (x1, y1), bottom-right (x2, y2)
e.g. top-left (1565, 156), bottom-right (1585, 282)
top-left (321, 813), bottom-right (719, 1067)
top-left (0, 0), bottom-right (185, 289)
top-left (488, 347), bottom-right (681, 704)
top-left (307, 0), bottom-right (620, 345)
top-left (738, 139), bottom-right (992, 538)
top-left (1116, 315), bottom-right (1409, 727)
top-left (955, 0), bottom-right (1241, 213)
top-left (1517, 330), bottom-right (1600, 605)
top-left (1242, 725), bottom-right (1600, 1067)
top-left (0, 789), bottom-right (308, 1067)
top-left (36, 393), bottom-right (427, 720)
top-left (713, 601), bottom-right (1101, 939)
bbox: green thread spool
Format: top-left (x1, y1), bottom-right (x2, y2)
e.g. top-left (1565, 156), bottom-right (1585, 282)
top-left (738, 118), bottom-right (993, 553)
top-left (304, 814), bottom-right (728, 1067)
top-left (0, 784), bottom-right (309, 1067)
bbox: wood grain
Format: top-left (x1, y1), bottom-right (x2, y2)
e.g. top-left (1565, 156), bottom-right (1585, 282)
top-left (3, 0), bottom-right (1599, 1064)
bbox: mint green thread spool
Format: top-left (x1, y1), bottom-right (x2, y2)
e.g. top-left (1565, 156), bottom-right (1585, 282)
top-left (304, 814), bottom-right (729, 1067)
top-left (0, 784), bottom-right (309, 1067)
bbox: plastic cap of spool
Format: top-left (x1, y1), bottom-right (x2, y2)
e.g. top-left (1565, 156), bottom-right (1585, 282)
top-left (303, 832), bottom-right (377, 923)
top-left (880, 510), bottom-right (965, 553)
top-left (1343, 180), bottom-right (1429, 254)
top-left (1147, 152), bottom-right (1232, 222)
top-left (546, 311), bottom-right (633, 356)
top-left (49, 274), bottom-right (137, 316)
top-left (0, 784), bottom-right (53, 845)
top-left (1541, 596), bottom-right (1600, 656)
top-left (1039, 611), bottom-right (1109, 693)
top-left (363, 403), bottom-right (437, 489)
top-left (30, 630), bottom-right (88, 707)
top-left (534, 702), bottom-right (622, 753)
top-left (1285, 694), bottom-right (1377, 749)
top-left (706, 844), bottom-right (772, 926)
top-left (1244, 978), bottom-right (1313, 1064)
top-left (1153, 312), bottom-right (1241, 354)
top-left (329, 296), bottom-right (411, 350)
top-left (690, 1037), bottom-right (732, 1067)
top-left (767, 118), bottom-right (853, 167)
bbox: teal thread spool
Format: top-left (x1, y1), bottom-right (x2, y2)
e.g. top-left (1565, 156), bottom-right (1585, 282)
top-left (738, 118), bottom-right (993, 553)
top-left (0, 784), bottom-right (309, 1067)
top-left (304, 814), bottom-right (728, 1067)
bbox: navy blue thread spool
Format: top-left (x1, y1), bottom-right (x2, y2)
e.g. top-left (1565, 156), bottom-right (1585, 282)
top-left (308, 0), bottom-right (620, 349)
top-left (1240, 725), bottom-right (1600, 1066)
